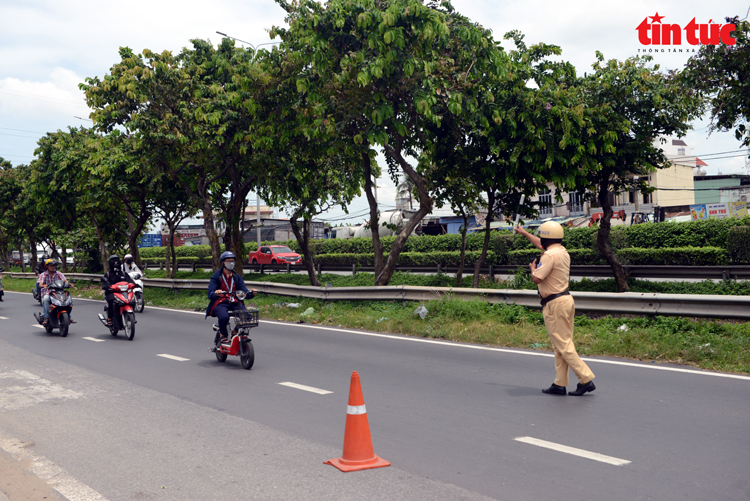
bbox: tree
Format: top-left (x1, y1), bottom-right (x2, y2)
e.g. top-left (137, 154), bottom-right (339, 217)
top-left (154, 183), bottom-right (198, 279)
top-left (0, 157), bottom-right (19, 270)
top-left (273, 0), bottom-right (505, 285)
top-left (572, 54), bottom-right (701, 292)
top-left (428, 32), bottom-right (591, 287)
top-left (682, 17), bottom-right (750, 148)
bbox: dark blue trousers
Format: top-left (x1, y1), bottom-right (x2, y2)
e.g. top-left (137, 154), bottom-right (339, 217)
top-left (212, 301), bottom-right (245, 338)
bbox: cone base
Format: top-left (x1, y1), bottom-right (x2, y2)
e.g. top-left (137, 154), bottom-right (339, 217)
top-left (324, 455), bottom-right (391, 472)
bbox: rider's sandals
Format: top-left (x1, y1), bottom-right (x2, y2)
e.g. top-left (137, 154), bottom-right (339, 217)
top-left (220, 337), bottom-right (229, 344)
top-left (42, 318), bottom-right (49, 326)
top-left (106, 318), bottom-right (113, 327)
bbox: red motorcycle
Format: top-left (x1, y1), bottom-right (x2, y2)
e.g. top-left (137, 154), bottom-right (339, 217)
top-left (209, 291), bottom-right (258, 370)
top-left (98, 281), bottom-right (137, 340)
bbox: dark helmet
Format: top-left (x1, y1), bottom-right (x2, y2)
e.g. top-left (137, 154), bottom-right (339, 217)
top-left (220, 251), bottom-right (236, 263)
top-left (108, 255), bottom-right (121, 271)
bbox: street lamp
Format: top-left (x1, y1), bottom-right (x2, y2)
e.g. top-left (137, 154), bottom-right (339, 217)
top-left (216, 31), bottom-right (281, 249)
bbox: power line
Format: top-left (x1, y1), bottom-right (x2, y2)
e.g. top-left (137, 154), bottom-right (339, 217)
top-left (0, 132), bottom-right (41, 139)
top-left (0, 126), bottom-right (47, 134)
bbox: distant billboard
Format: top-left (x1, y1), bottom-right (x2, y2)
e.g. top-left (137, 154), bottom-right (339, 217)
top-left (729, 202), bottom-right (748, 218)
top-left (690, 204), bottom-right (707, 220)
top-left (707, 203), bottom-right (730, 219)
top-left (137, 233), bottom-right (163, 248)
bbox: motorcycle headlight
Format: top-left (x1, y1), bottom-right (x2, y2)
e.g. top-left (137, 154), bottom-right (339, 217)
top-left (119, 284), bottom-right (129, 292)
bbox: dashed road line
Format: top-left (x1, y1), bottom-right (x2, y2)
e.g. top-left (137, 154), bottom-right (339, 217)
top-left (31, 324), bottom-right (45, 329)
top-left (515, 436), bottom-right (630, 466)
top-left (82, 337), bottom-right (105, 343)
top-left (0, 316), bottom-right (9, 320)
top-left (157, 354), bottom-right (190, 362)
top-left (279, 382), bottom-right (333, 395)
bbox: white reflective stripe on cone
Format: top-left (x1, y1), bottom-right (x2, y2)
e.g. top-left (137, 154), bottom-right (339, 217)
top-left (347, 405), bottom-right (366, 415)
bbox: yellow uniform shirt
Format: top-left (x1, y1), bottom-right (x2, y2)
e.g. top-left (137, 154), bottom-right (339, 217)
top-left (532, 245), bottom-right (570, 298)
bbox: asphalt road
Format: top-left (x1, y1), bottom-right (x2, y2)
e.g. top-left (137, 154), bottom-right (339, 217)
top-left (0, 290), bottom-right (749, 501)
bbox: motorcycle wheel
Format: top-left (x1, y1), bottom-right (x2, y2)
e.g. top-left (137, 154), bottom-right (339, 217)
top-left (135, 292), bottom-right (144, 313)
top-left (123, 312), bottom-right (135, 341)
top-left (240, 340), bottom-right (254, 370)
top-left (44, 323), bottom-right (53, 334)
top-left (60, 312), bottom-right (70, 337)
top-left (215, 350), bottom-right (227, 363)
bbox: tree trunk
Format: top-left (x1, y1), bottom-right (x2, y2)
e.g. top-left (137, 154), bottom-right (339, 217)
top-left (168, 222), bottom-right (178, 279)
top-left (472, 191), bottom-right (496, 288)
top-left (27, 232), bottom-right (38, 270)
top-left (456, 209), bottom-right (469, 287)
top-left (596, 180), bottom-right (629, 292)
top-left (290, 213), bottom-right (320, 287)
top-left (125, 207), bottom-right (149, 268)
top-left (362, 149), bottom-right (384, 279)
top-left (376, 145), bottom-right (433, 286)
top-left (18, 246), bottom-right (25, 273)
top-left (61, 244), bottom-right (68, 274)
top-left (199, 199), bottom-right (222, 272)
top-left (91, 214), bottom-right (108, 272)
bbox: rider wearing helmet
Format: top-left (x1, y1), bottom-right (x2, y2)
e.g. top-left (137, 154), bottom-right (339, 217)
top-left (0, 265), bottom-right (4, 302)
top-left (38, 258), bottom-right (74, 325)
top-left (34, 253), bottom-right (49, 298)
top-left (123, 253), bottom-right (143, 277)
top-left (101, 255), bottom-right (136, 326)
top-left (206, 251), bottom-right (255, 344)
top-left (515, 220), bottom-right (596, 396)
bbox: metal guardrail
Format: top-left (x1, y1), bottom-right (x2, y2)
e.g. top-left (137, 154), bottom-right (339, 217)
top-left (144, 262), bottom-right (750, 281)
top-left (9, 272), bottom-right (750, 320)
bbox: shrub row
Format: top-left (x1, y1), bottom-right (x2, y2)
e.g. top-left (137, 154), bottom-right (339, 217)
top-left (316, 251), bottom-right (498, 267)
top-left (507, 247), bottom-right (728, 267)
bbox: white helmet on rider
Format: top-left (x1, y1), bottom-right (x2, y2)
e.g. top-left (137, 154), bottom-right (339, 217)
top-left (124, 254), bottom-right (133, 265)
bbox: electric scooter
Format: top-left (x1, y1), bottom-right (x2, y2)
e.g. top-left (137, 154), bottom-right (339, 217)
top-left (208, 291), bottom-right (258, 370)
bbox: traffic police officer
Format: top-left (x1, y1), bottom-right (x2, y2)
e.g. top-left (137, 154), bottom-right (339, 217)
top-left (516, 221), bottom-right (596, 396)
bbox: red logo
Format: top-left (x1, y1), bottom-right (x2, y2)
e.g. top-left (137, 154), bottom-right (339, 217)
top-left (636, 13), bottom-right (736, 45)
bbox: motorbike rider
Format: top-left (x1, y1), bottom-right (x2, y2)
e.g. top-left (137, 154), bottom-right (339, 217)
top-left (34, 253), bottom-right (48, 298)
top-left (0, 265), bottom-right (4, 302)
top-left (206, 251), bottom-right (256, 344)
top-left (123, 254), bottom-right (143, 277)
top-left (37, 259), bottom-right (75, 326)
top-left (101, 255), bottom-right (136, 327)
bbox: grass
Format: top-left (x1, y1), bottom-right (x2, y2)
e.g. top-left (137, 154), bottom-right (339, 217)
top-left (3, 275), bottom-right (749, 375)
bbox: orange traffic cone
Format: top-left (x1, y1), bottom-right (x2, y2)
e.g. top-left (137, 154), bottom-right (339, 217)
top-left (325, 371), bottom-right (391, 472)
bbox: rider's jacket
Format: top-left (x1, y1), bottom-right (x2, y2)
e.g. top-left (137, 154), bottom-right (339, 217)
top-left (205, 269), bottom-right (251, 317)
top-left (101, 270), bottom-right (135, 292)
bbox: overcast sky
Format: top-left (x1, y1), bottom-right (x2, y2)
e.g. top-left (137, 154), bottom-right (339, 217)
top-left (1, 0), bottom-right (749, 226)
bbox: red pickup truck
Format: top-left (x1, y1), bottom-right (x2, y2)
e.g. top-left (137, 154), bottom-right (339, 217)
top-left (248, 245), bottom-right (302, 266)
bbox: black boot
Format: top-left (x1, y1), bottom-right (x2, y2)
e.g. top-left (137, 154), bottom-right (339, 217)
top-left (542, 383), bottom-right (567, 395)
top-left (568, 381), bottom-right (596, 396)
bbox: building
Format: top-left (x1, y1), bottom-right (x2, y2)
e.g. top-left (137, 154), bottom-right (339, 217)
top-left (694, 174), bottom-right (750, 204)
top-left (529, 137), bottom-right (705, 221)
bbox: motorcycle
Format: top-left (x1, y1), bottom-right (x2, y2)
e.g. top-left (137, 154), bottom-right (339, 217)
top-left (209, 291), bottom-right (258, 370)
top-left (0, 266), bottom-right (4, 303)
top-left (128, 271), bottom-right (145, 313)
top-left (32, 277), bottom-right (42, 304)
top-left (97, 281), bottom-right (137, 340)
top-left (33, 279), bottom-right (74, 337)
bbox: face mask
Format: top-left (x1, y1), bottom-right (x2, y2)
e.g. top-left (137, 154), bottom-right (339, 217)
top-left (126, 259), bottom-right (132, 265)
top-left (224, 262), bottom-right (235, 271)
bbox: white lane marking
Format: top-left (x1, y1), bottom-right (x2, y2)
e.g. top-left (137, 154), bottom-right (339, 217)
top-left (157, 354), bottom-right (190, 362)
top-left (280, 323), bottom-right (750, 381)
top-left (82, 337), bottom-right (105, 343)
top-left (31, 324), bottom-right (45, 329)
top-left (515, 436), bottom-right (631, 466)
top-left (0, 431), bottom-right (109, 501)
top-left (0, 370), bottom-right (83, 411)
top-left (0, 316), bottom-right (8, 319)
top-left (279, 382), bottom-right (333, 395)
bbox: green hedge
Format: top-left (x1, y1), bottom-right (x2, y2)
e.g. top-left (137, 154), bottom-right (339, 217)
top-left (316, 251), bottom-right (498, 267)
top-left (142, 256), bottom-right (201, 265)
top-left (727, 226), bottom-right (750, 264)
top-left (617, 247), bottom-right (728, 266)
top-left (509, 247), bottom-right (727, 266)
top-left (508, 248), bottom-right (605, 265)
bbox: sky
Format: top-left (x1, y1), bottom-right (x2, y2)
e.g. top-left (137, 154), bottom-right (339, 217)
top-left (1, 0), bottom-right (749, 227)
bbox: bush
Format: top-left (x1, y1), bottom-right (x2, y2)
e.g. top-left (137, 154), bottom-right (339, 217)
top-left (507, 248), bottom-right (605, 265)
top-left (142, 256), bottom-right (201, 265)
top-left (624, 217), bottom-right (750, 249)
top-left (727, 226), bottom-right (750, 264)
top-left (617, 247), bottom-right (728, 266)
top-left (315, 251), bottom-right (499, 267)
